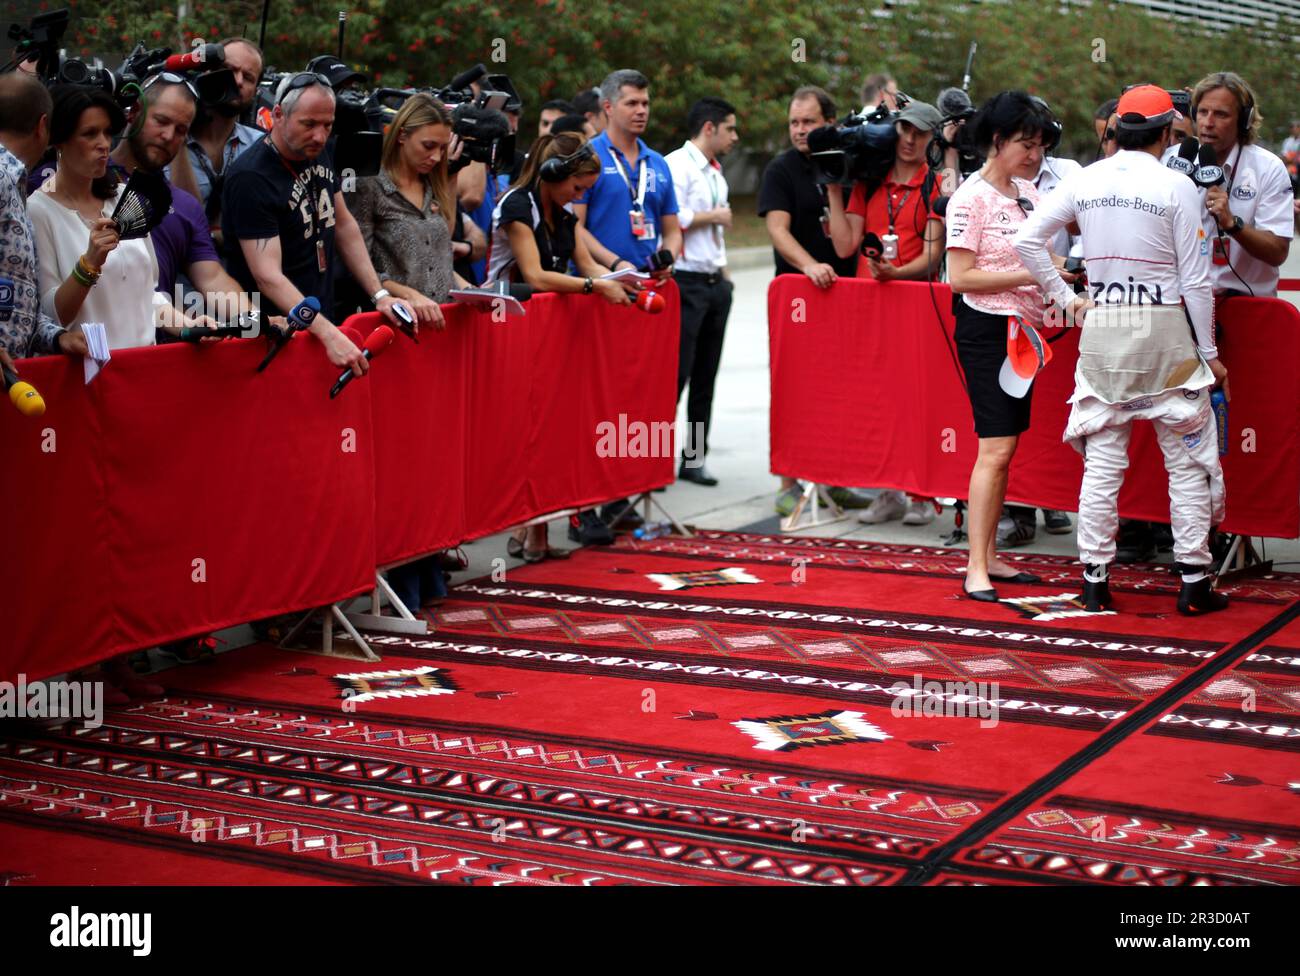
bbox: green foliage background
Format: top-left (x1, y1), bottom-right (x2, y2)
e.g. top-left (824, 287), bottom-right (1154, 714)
top-left (10, 0), bottom-right (1300, 159)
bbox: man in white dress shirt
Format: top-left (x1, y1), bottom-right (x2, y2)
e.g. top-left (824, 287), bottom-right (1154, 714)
top-left (1014, 85), bottom-right (1230, 618)
top-left (665, 98), bottom-right (739, 486)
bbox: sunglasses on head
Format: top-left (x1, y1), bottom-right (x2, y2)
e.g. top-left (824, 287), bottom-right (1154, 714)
top-left (143, 71), bottom-right (200, 102)
top-left (277, 72), bottom-right (333, 104)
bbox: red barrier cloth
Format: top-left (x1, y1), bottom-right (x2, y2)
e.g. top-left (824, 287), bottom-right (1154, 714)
top-left (353, 287), bottom-right (679, 567)
top-left (2, 291), bottom-right (678, 681)
top-left (769, 275), bottom-right (1300, 538)
top-left (0, 338), bottom-right (377, 682)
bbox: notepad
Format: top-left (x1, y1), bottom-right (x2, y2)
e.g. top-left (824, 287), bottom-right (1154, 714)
top-left (81, 323), bottom-right (110, 384)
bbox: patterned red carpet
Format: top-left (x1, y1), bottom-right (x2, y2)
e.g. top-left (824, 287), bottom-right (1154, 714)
top-left (3, 530), bottom-right (1298, 885)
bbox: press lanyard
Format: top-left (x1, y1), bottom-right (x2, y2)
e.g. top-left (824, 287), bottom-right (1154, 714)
top-left (609, 147), bottom-right (648, 212)
top-left (885, 182), bottom-right (913, 235)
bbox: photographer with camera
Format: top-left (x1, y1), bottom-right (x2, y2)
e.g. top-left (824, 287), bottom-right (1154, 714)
top-left (0, 71), bottom-right (87, 366)
top-left (221, 73), bottom-right (414, 372)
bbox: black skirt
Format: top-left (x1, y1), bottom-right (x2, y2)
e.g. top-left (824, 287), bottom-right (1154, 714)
top-left (954, 300), bottom-right (1035, 439)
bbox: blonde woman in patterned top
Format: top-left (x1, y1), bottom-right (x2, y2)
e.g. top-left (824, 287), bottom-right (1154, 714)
top-left (351, 93), bottom-right (474, 330)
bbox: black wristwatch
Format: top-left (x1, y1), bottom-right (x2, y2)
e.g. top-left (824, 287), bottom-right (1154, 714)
top-left (1227, 215), bottom-right (1245, 236)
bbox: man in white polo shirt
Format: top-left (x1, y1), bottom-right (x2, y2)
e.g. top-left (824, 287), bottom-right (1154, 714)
top-left (1015, 85), bottom-right (1230, 618)
top-left (665, 97), bottom-right (739, 486)
top-left (1169, 72), bottom-right (1292, 298)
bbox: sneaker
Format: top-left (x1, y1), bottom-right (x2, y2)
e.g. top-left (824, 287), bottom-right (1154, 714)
top-left (996, 515), bottom-right (1036, 548)
top-left (825, 486), bottom-right (871, 510)
top-left (902, 497), bottom-right (937, 525)
top-left (859, 490), bottom-right (907, 525)
top-left (568, 510), bottom-right (614, 546)
top-left (1042, 510), bottom-right (1073, 534)
top-left (775, 483), bottom-right (804, 517)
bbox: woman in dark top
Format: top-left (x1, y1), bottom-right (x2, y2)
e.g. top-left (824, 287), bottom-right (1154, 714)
top-left (488, 132), bottom-right (634, 561)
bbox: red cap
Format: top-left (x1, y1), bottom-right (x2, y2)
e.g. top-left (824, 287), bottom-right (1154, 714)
top-left (1115, 85), bottom-right (1179, 130)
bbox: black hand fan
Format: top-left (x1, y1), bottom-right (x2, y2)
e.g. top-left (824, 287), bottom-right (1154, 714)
top-left (110, 169), bottom-right (173, 239)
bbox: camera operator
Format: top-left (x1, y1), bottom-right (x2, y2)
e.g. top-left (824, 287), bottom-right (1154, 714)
top-left (0, 72), bottom-right (87, 367)
top-left (221, 73), bottom-right (413, 372)
top-left (172, 38), bottom-right (265, 230)
top-left (571, 68), bottom-right (682, 538)
top-left (1175, 72), bottom-right (1292, 299)
top-left (861, 72), bottom-right (899, 112)
top-left (109, 74), bottom-right (256, 326)
top-left (825, 99), bottom-right (945, 283)
top-left (1014, 85), bottom-right (1228, 616)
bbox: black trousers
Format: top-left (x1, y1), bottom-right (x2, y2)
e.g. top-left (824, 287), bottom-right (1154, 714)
top-left (675, 270), bottom-right (733, 461)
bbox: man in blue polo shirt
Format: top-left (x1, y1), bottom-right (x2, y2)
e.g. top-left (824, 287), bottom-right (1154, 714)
top-left (572, 68), bottom-right (682, 539)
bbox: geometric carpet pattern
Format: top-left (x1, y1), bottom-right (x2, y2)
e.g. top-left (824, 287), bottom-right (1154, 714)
top-left (2, 530), bottom-right (1298, 885)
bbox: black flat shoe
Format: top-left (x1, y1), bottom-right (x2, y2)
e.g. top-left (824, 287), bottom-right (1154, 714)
top-left (962, 583), bottom-right (999, 602)
top-left (678, 462), bottom-right (719, 486)
top-left (988, 571), bottom-right (1041, 584)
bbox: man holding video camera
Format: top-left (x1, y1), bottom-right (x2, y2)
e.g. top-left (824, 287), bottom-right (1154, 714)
top-left (824, 97), bottom-right (946, 528)
top-left (222, 72), bottom-right (413, 372)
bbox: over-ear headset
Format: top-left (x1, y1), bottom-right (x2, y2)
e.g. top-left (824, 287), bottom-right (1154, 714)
top-left (540, 142), bottom-right (596, 182)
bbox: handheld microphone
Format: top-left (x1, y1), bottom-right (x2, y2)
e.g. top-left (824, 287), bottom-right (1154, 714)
top-left (330, 325), bottom-right (394, 398)
top-left (862, 232), bottom-right (884, 259)
top-left (175, 325), bottom-right (247, 342)
top-left (390, 300), bottom-right (418, 343)
top-left (3, 364), bottom-right (45, 417)
top-left (633, 290), bottom-right (665, 314)
top-left (163, 44), bottom-right (225, 72)
top-left (1194, 145), bottom-right (1225, 189)
top-left (255, 296), bottom-right (320, 372)
top-left (644, 249), bottom-right (673, 272)
top-left (1167, 136), bottom-right (1199, 178)
top-left (509, 282), bottom-right (534, 303)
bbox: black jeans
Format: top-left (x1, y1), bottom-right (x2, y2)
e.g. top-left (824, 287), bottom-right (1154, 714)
top-left (674, 270), bottom-right (733, 462)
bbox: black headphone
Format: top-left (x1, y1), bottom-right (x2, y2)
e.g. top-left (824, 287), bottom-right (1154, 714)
top-left (539, 142), bottom-right (595, 182)
top-left (1193, 73), bottom-right (1255, 140)
top-left (1029, 95), bottom-right (1062, 155)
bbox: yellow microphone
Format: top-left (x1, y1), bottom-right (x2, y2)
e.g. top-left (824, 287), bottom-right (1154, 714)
top-left (3, 364), bottom-right (45, 417)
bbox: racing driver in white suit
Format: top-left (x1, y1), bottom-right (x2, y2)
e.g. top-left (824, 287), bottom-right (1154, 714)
top-left (1013, 85), bottom-right (1230, 616)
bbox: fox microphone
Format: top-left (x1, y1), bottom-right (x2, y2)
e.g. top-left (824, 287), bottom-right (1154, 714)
top-left (1167, 136), bottom-right (1199, 178)
top-left (633, 290), bottom-right (666, 314)
top-left (329, 325), bottom-right (394, 398)
top-left (1194, 144), bottom-right (1225, 189)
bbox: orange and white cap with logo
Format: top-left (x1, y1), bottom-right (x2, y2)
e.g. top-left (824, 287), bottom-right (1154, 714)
top-left (1115, 84), bottom-right (1181, 131)
top-left (998, 316), bottom-right (1052, 398)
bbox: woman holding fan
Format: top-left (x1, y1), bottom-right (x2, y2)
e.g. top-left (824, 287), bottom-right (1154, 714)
top-left (29, 85), bottom-right (202, 350)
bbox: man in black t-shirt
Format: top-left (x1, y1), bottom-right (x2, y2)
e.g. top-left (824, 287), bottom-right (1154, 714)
top-left (222, 74), bottom-right (413, 371)
top-left (757, 86), bottom-right (856, 287)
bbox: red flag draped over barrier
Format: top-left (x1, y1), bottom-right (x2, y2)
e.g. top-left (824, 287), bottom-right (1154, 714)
top-left (769, 275), bottom-right (1300, 538)
top-left (0, 288), bottom-right (678, 681)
